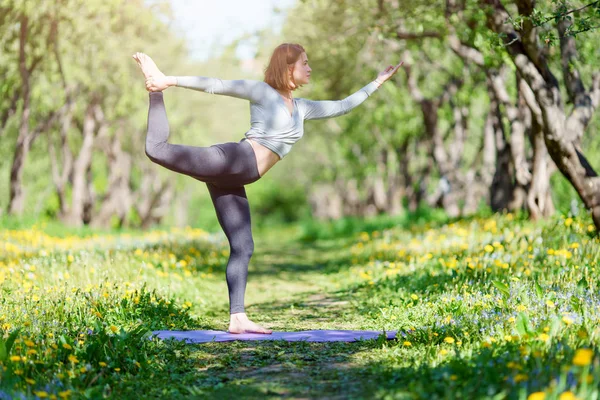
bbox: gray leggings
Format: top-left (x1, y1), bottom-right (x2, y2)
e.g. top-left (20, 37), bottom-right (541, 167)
top-left (146, 92), bottom-right (261, 314)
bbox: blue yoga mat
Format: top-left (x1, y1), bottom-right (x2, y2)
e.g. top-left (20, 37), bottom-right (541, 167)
top-left (151, 329), bottom-right (397, 343)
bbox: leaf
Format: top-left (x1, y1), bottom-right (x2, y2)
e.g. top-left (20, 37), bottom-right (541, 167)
top-left (0, 329), bottom-right (21, 361)
top-left (516, 312), bottom-right (531, 336)
top-left (492, 280), bottom-right (510, 298)
top-left (571, 296), bottom-right (582, 313)
top-left (534, 281), bottom-right (543, 298)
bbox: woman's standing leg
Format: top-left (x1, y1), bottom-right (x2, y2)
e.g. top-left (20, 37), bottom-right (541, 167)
top-left (206, 183), bottom-right (272, 334)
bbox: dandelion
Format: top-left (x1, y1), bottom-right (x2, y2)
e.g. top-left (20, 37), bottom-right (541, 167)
top-left (515, 373), bottom-right (528, 382)
top-left (25, 378), bottom-right (35, 385)
top-left (68, 355), bottom-right (78, 364)
top-left (99, 361), bottom-right (107, 367)
top-left (34, 392), bottom-right (49, 398)
top-left (558, 392), bottom-right (576, 400)
top-left (9, 355), bottom-right (22, 362)
top-left (573, 348), bottom-right (593, 366)
top-left (565, 218), bottom-right (573, 227)
top-left (24, 340), bottom-right (35, 347)
top-left (58, 390), bottom-right (72, 399)
top-left (562, 315), bottom-right (574, 325)
top-left (516, 305), bottom-right (527, 312)
top-left (440, 349), bottom-right (449, 355)
top-left (545, 300), bottom-right (555, 308)
top-left (484, 245), bottom-right (494, 253)
top-left (110, 325), bottom-right (118, 333)
top-left (411, 294), bottom-right (419, 300)
top-left (403, 341), bottom-right (412, 347)
top-left (444, 337), bottom-right (455, 344)
top-left (62, 343), bottom-right (72, 350)
top-left (528, 393), bottom-right (545, 400)
top-left (538, 333), bottom-right (550, 342)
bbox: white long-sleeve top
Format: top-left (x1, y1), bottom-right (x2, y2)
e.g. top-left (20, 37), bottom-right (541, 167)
top-left (175, 76), bottom-right (380, 159)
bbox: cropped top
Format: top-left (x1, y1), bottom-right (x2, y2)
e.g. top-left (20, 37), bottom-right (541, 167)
top-left (175, 76), bottom-right (380, 159)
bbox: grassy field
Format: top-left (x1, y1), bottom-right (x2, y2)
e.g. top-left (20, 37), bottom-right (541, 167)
top-left (1, 211), bottom-right (599, 399)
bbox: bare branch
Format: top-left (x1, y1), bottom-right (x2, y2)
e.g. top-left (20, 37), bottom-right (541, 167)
top-left (396, 31), bottom-right (442, 40)
top-left (558, 17), bottom-right (586, 104)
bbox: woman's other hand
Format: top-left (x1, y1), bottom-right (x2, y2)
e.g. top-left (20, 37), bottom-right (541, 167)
top-left (376, 61), bottom-right (404, 85)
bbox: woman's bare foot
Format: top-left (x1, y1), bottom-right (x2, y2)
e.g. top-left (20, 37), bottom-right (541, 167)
top-left (132, 52), bottom-right (172, 92)
top-left (228, 313), bottom-right (272, 334)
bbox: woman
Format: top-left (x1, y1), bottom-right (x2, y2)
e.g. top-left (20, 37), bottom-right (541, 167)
top-left (132, 43), bottom-right (402, 334)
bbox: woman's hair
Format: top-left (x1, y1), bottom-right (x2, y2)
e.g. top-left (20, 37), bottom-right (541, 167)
top-left (264, 43), bottom-right (306, 91)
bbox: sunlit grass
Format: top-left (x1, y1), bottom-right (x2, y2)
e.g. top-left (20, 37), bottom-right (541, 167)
top-left (1, 212), bottom-right (599, 398)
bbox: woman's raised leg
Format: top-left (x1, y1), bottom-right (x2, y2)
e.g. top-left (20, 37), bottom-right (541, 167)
top-left (206, 182), bottom-right (272, 334)
top-left (145, 92), bottom-right (230, 180)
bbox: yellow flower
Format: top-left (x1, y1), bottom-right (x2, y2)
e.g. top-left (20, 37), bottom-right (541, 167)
top-left (34, 392), bottom-right (49, 398)
top-left (9, 355), bottom-right (22, 362)
top-left (24, 340), bottom-right (35, 347)
top-left (62, 343), bottom-right (72, 350)
top-left (114, 368), bottom-right (121, 372)
top-left (411, 294), bottom-right (419, 300)
top-left (514, 373), bottom-right (528, 382)
top-left (558, 392), bottom-right (577, 400)
top-left (545, 300), bottom-right (555, 308)
top-left (444, 337), bottom-right (455, 344)
top-left (562, 316), bottom-right (574, 325)
top-left (403, 341), bottom-right (412, 347)
top-left (99, 361), bottom-right (107, 367)
top-left (440, 349), bottom-right (449, 355)
top-left (573, 348), bottom-right (594, 366)
top-left (528, 392), bottom-right (546, 400)
top-left (58, 390), bottom-right (72, 399)
top-left (538, 333), bottom-right (550, 342)
top-left (68, 354), bottom-right (78, 363)
top-left (67, 254), bottom-right (74, 263)
top-left (484, 244), bottom-right (494, 253)
top-left (565, 218), bottom-right (573, 227)
top-left (110, 325), bottom-right (118, 333)
top-left (25, 378), bottom-right (35, 385)
top-left (516, 305), bottom-right (527, 312)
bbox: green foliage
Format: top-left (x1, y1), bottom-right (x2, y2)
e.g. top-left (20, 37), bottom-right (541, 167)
top-left (298, 203), bottom-right (450, 242)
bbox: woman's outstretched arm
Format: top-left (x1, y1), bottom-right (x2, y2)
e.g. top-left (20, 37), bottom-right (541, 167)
top-left (300, 61), bottom-right (403, 120)
top-left (299, 81), bottom-right (380, 120)
top-left (171, 76), bottom-right (267, 103)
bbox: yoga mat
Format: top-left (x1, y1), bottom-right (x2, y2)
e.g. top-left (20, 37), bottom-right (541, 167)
top-left (151, 329), bottom-right (397, 343)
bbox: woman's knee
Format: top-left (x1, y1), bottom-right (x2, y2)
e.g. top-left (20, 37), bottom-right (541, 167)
top-left (230, 238), bottom-right (254, 259)
top-left (145, 141), bottom-right (166, 163)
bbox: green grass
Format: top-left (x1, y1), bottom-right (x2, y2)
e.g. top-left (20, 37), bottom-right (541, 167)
top-left (1, 211), bottom-right (599, 399)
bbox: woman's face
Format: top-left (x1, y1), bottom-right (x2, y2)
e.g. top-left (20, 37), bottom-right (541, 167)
top-left (290, 52), bottom-right (311, 87)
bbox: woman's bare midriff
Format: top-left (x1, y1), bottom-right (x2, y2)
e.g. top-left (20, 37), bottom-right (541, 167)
top-left (246, 139), bottom-right (281, 177)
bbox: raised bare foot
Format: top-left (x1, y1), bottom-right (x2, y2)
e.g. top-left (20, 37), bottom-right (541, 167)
top-left (132, 52), bottom-right (170, 92)
top-left (228, 313), bottom-right (272, 334)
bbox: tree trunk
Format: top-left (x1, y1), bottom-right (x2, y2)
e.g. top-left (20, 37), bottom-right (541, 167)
top-left (90, 127), bottom-right (133, 228)
top-left (483, 0), bottom-right (600, 230)
top-left (487, 79), bottom-right (514, 212)
top-left (63, 101), bottom-right (98, 226)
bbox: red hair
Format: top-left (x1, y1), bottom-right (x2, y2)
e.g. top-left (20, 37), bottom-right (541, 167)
top-left (264, 43), bottom-right (306, 91)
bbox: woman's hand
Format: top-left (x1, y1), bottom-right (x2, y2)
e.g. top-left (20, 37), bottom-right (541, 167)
top-left (376, 61), bottom-right (404, 85)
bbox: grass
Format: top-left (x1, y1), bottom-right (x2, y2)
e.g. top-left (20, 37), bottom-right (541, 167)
top-left (0, 211), bottom-right (599, 399)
